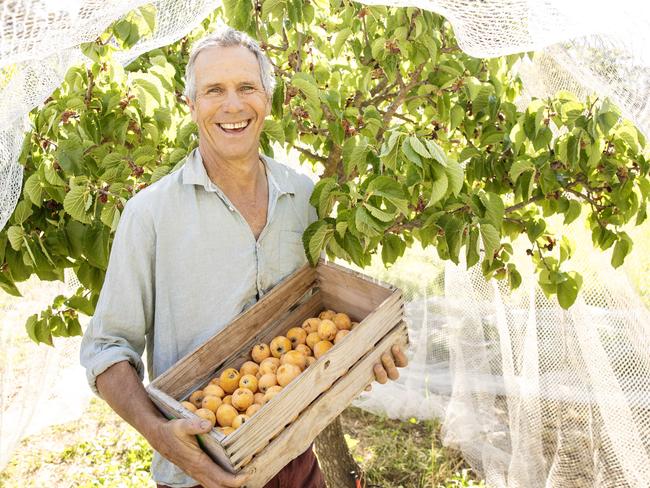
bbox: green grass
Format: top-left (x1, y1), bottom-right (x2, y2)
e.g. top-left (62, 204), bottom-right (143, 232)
top-left (0, 399), bottom-right (481, 487)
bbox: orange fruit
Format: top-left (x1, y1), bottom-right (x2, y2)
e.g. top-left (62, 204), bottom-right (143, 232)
top-left (301, 317), bottom-right (321, 334)
top-left (232, 414), bottom-right (250, 429)
top-left (334, 329), bottom-right (350, 344)
top-left (270, 336), bottom-right (292, 358)
top-left (246, 403), bottom-right (262, 416)
top-left (216, 404), bottom-right (239, 427)
top-left (317, 319), bottom-right (337, 341)
top-left (351, 321), bottom-right (360, 329)
top-left (239, 361), bottom-right (260, 376)
top-left (218, 426), bottom-right (235, 436)
top-left (219, 368), bottom-right (241, 394)
top-left (251, 343), bottom-right (271, 363)
top-left (231, 388), bottom-right (255, 411)
top-left (294, 344), bottom-right (312, 356)
top-left (189, 390), bottom-right (204, 409)
top-left (319, 310), bottom-right (336, 321)
top-left (239, 374), bottom-right (258, 393)
top-left (306, 332), bottom-right (321, 349)
top-left (306, 356), bottom-right (316, 367)
top-left (222, 395), bottom-right (233, 405)
top-left (258, 373), bottom-right (278, 393)
top-left (209, 377), bottom-right (220, 387)
top-left (201, 395), bottom-right (222, 413)
top-left (181, 401), bottom-right (197, 412)
top-left (281, 350), bottom-right (307, 371)
top-left (254, 392), bottom-right (265, 405)
top-left (263, 385), bottom-right (283, 403)
top-left (259, 357), bottom-right (281, 375)
top-left (195, 408), bottom-right (216, 427)
top-left (204, 384), bottom-right (225, 398)
top-left (286, 327), bottom-right (307, 346)
top-left (313, 340), bottom-right (333, 359)
top-left (333, 312), bottom-right (351, 330)
top-left (276, 363), bottom-right (301, 387)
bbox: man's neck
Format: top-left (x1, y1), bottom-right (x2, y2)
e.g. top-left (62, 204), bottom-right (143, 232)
top-left (199, 146), bottom-right (265, 194)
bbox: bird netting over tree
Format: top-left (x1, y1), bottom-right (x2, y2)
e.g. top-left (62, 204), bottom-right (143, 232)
top-left (1, 1), bottom-right (650, 487)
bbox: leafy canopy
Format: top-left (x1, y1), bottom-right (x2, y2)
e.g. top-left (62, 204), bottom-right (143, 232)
top-left (1, 1), bottom-right (649, 344)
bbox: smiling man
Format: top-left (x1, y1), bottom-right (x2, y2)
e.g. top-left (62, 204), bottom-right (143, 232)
top-left (80, 27), bottom-right (407, 488)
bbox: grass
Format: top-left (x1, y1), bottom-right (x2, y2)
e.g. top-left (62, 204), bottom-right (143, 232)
top-left (0, 398), bottom-right (481, 487)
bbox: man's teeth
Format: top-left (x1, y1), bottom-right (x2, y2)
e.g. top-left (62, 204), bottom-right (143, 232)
top-left (220, 121), bottom-right (249, 129)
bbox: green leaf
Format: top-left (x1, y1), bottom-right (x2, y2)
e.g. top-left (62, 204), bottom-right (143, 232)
top-left (428, 166), bottom-right (448, 206)
top-left (25, 314), bottom-right (39, 343)
top-left (480, 223), bottom-right (500, 263)
top-left (564, 200), bottom-right (581, 225)
top-left (66, 317), bottom-right (83, 336)
top-left (611, 235), bottom-right (632, 268)
top-left (302, 220), bottom-right (332, 266)
top-left (65, 295), bottom-right (96, 316)
top-left (401, 138), bottom-right (422, 167)
top-left (83, 224), bottom-right (110, 270)
top-left (507, 264), bottom-right (522, 290)
top-left (0, 271), bottom-right (21, 297)
top-left (24, 174), bottom-right (43, 207)
top-left (63, 185), bottom-right (92, 224)
top-left (509, 159), bottom-right (534, 182)
top-left (424, 139), bottom-right (448, 166)
top-left (292, 76), bottom-right (320, 107)
top-left (381, 234), bottom-right (406, 266)
top-left (480, 192), bottom-right (505, 230)
top-left (355, 206), bottom-right (382, 237)
top-left (333, 28), bottom-right (352, 57)
top-left (557, 272), bottom-right (582, 309)
top-left (7, 225), bottom-right (25, 251)
top-left (408, 136), bottom-right (431, 159)
top-left (445, 160), bottom-right (464, 196)
top-left (363, 203), bottom-right (395, 222)
top-left (263, 119), bottom-right (285, 144)
top-left (12, 200), bottom-right (33, 225)
top-left (450, 104), bottom-right (464, 131)
top-left (56, 138), bottom-right (84, 175)
top-left (366, 176), bottom-right (410, 215)
top-left (526, 219), bottom-right (546, 242)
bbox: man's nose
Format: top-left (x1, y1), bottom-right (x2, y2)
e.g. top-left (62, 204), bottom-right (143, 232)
top-left (222, 90), bottom-right (244, 112)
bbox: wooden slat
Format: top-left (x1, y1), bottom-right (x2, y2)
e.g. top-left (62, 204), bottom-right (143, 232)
top-left (147, 386), bottom-right (235, 472)
top-left (240, 323), bottom-right (409, 487)
top-left (224, 291), bottom-right (404, 461)
top-left (150, 264), bottom-right (317, 399)
top-left (317, 258), bottom-right (397, 293)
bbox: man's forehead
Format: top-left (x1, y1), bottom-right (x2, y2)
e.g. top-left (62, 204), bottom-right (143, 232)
top-left (193, 45), bottom-right (261, 82)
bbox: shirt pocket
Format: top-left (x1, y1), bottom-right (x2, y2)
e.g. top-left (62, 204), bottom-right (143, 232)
top-left (280, 230), bottom-right (308, 275)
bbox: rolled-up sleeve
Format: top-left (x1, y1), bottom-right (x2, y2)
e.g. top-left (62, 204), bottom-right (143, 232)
top-left (80, 200), bottom-right (155, 396)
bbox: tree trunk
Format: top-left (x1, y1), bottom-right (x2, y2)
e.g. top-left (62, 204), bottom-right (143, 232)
top-left (314, 415), bottom-right (360, 488)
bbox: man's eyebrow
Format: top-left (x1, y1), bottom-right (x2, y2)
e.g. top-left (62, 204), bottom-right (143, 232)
top-left (202, 80), bottom-right (261, 90)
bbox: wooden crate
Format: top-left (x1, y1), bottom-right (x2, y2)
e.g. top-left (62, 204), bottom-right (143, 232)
top-left (147, 259), bottom-right (408, 487)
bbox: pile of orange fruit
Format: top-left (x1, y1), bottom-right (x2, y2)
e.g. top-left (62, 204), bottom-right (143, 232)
top-left (180, 309), bottom-right (358, 436)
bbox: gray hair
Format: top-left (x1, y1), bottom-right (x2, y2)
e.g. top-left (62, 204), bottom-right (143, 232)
top-left (183, 27), bottom-right (276, 102)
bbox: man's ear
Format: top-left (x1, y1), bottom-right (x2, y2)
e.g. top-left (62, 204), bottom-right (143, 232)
top-left (186, 95), bottom-right (198, 122)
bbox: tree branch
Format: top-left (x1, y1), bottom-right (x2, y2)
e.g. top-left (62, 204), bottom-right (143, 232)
top-left (294, 145), bottom-right (327, 164)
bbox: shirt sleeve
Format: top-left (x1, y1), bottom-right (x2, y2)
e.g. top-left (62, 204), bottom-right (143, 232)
top-left (79, 200), bottom-right (155, 396)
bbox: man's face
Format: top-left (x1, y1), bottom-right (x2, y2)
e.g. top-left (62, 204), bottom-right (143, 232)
top-left (188, 45), bottom-right (270, 164)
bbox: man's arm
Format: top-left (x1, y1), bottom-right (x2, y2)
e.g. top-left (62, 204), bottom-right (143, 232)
top-left (96, 360), bottom-right (250, 488)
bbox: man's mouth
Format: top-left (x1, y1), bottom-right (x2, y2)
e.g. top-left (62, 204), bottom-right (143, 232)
top-left (217, 120), bottom-right (251, 133)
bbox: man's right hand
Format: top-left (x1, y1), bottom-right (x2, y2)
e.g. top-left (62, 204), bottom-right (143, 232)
top-left (152, 417), bottom-right (251, 488)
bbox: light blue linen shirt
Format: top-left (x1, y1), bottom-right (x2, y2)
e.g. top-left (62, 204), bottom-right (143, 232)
top-left (80, 148), bottom-right (316, 486)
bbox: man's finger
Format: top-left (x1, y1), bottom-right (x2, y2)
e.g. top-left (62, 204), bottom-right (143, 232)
top-left (392, 344), bottom-right (408, 368)
top-left (373, 363), bottom-right (388, 384)
top-left (364, 383), bottom-right (372, 392)
top-left (171, 418), bottom-right (213, 437)
top-left (213, 470), bottom-right (251, 488)
top-left (381, 352), bottom-right (399, 381)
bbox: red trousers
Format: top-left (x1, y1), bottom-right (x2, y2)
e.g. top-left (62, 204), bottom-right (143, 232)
top-left (157, 446), bottom-right (326, 488)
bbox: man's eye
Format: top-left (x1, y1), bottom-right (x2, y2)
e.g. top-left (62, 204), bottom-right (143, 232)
top-left (241, 86), bottom-right (255, 92)
top-left (208, 87), bottom-right (222, 94)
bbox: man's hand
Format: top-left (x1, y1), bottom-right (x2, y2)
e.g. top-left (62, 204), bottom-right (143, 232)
top-left (366, 344), bottom-right (408, 391)
top-left (152, 417), bottom-right (250, 488)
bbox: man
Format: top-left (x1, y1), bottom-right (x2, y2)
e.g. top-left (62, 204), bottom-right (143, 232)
top-left (80, 27), bottom-right (407, 488)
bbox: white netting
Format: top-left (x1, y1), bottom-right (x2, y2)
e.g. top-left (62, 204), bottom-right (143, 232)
top-left (354, 219), bottom-right (650, 487)
top-left (2, 1), bottom-right (650, 486)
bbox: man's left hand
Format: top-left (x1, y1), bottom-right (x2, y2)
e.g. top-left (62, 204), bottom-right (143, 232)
top-left (367, 344), bottom-right (408, 390)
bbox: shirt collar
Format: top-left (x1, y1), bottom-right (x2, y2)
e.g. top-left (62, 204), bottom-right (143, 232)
top-left (181, 148), bottom-right (295, 196)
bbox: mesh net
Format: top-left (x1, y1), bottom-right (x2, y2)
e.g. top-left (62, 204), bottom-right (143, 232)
top-left (354, 219), bottom-right (650, 487)
top-left (2, 1), bottom-right (650, 486)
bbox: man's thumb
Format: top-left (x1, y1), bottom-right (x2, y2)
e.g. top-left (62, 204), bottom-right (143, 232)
top-left (177, 417), bottom-right (213, 435)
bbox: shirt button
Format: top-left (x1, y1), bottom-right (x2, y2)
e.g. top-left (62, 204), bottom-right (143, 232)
top-left (228, 205), bottom-right (234, 212)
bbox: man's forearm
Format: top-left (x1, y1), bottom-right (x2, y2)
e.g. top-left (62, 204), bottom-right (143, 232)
top-left (95, 360), bottom-right (166, 447)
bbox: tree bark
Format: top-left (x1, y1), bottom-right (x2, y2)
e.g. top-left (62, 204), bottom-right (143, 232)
top-left (314, 415), bottom-right (360, 488)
